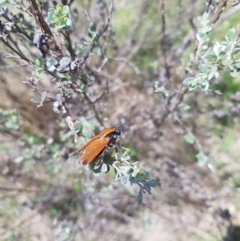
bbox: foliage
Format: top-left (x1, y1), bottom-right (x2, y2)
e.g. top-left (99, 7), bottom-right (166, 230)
top-left (183, 14), bottom-right (240, 91)
top-left (1, 0), bottom-right (240, 240)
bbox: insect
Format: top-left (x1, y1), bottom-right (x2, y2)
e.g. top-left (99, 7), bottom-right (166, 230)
top-left (70, 127), bottom-right (121, 165)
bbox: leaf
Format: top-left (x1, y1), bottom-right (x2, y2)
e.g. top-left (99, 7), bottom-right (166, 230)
top-left (129, 176), bottom-right (137, 183)
top-left (62, 5), bottom-right (70, 15)
top-left (127, 168), bottom-right (134, 175)
top-left (56, 3), bottom-right (64, 11)
top-left (100, 163), bottom-right (109, 173)
top-left (200, 79), bottom-right (209, 91)
top-left (31, 98), bottom-right (41, 104)
top-left (137, 190), bottom-right (143, 204)
top-left (0, 6), bottom-right (8, 14)
top-left (183, 77), bottom-right (196, 86)
top-left (183, 133), bottom-right (195, 144)
top-left (35, 57), bottom-right (44, 67)
top-left (41, 91), bottom-right (47, 102)
top-left (144, 182), bottom-right (151, 192)
top-left (73, 182), bottom-right (81, 191)
top-left (77, 84), bottom-right (87, 92)
top-left (80, 74), bottom-right (90, 83)
top-left (92, 164), bottom-right (102, 174)
top-left (196, 152), bottom-right (208, 167)
top-left (198, 64), bottom-right (207, 73)
top-left (47, 11), bottom-right (54, 22)
top-left (14, 156), bottom-right (24, 163)
top-left (102, 153), bottom-right (112, 162)
top-left (148, 179), bottom-right (158, 187)
top-left (225, 28), bottom-right (236, 42)
top-left (74, 121), bottom-right (83, 132)
top-left (230, 69), bottom-right (238, 78)
top-left (121, 176), bottom-right (129, 185)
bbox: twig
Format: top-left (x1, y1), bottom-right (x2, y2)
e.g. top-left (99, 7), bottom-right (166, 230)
top-left (62, 102), bottom-right (78, 143)
top-left (159, 0), bottom-right (170, 83)
top-left (210, 0), bottom-right (228, 24)
top-left (83, 93), bottom-right (104, 126)
top-left (61, 30), bottom-right (76, 59)
top-left (83, 0), bottom-right (114, 61)
top-left (28, 0), bottom-right (62, 58)
top-left (1, 39), bottom-right (33, 64)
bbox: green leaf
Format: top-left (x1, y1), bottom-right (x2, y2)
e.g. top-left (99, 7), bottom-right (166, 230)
top-left (200, 79), bottom-right (209, 90)
top-left (189, 80), bottom-right (198, 91)
top-left (103, 153), bottom-right (112, 162)
top-left (135, 171), bottom-right (150, 181)
top-left (80, 74), bottom-right (90, 83)
top-left (144, 182), bottom-right (151, 192)
top-left (225, 28), bottom-right (236, 42)
top-left (137, 191), bottom-right (143, 204)
top-left (77, 84), bottom-right (87, 92)
top-left (41, 91), bottom-right (47, 102)
top-left (127, 168), bottom-right (134, 174)
top-left (183, 133), bottom-right (195, 144)
top-left (92, 164), bottom-right (102, 173)
top-left (148, 179), bottom-right (158, 187)
top-left (56, 3), bottom-right (64, 11)
top-left (31, 98), bottom-right (41, 104)
top-left (48, 10), bottom-right (54, 21)
top-left (62, 5), bottom-right (70, 15)
top-left (183, 77), bottom-right (196, 86)
top-left (121, 176), bottom-right (129, 185)
top-left (100, 163), bottom-right (109, 173)
top-left (14, 156), bottom-right (24, 163)
top-left (36, 57), bottom-right (43, 67)
top-left (196, 152), bottom-right (207, 167)
top-left (74, 121), bottom-right (83, 132)
top-left (129, 176), bottom-right (137, 183)
top-left (73, 181), bottom-right (81, 191)
top-left (198, 64), bottom-right (207, 73)
top-left (230, 69), bottom-right (238, 77)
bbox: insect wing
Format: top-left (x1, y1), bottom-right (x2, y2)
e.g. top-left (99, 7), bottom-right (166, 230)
top-left (99, 128), bottom-right (116, 137)
top-left (70, 134), bottom-right (100, 156)
top-left (81, 137), bottom-right (110, 165)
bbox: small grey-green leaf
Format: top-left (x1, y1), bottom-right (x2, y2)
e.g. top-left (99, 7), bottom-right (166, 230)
top-left (77, 84), bottom-right (87, 92)
top-left (127, 168), bottom-right (134, 175)
top-left (80, 74), bottom-right (90, 83)
top-left (200, 79), bottom-right (209, 90)
top-left (129, 176), bottom-right (137, 183)
top-left (230, 70), bottom-right (238, 78)
top-left (183, 77), bottom-right (196, 86)
top-left (67, 130), bottom-right (75, 136)
top-left (196, 152), bottom-right (208, 167)
top-left (74, 121), bottom-right (83, 132)
top-left (31, 98), bottom-right (41, 104)
top-left (225, 28), bottom-right (236, 42)
top-left (144, 182), bottom-right (151, 192)
top-left (198, 64), bottom-right (207, 73)
top-left (137, 191), bottom-right (143, 204)
top-left (100, 163), bottom-right (109, 173)
top-left (41, 91), bottom-right (47, 102)
top-left (121, 176), bottom-right (128, 185)
top-left (148, 179), bottom-right (158, 187)
top-left (183, 133), bottom-right (195, 144)
top-left (93, 164), bottom-right (102, 173)
top-left (35, 57), bottom-right (44, 67)
top-left (14, 156), bottom-right (24, 163)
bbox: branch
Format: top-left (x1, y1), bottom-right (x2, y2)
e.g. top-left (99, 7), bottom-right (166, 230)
top-left (28, 0), bottom-right (62, 58)
top-left (83, 0), bottom-right (114, 61)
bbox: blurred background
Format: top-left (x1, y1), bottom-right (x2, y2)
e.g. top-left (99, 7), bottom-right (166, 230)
top-left (1, 0), bottom-right (240, 240)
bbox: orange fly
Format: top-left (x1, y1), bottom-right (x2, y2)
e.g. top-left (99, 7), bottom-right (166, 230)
top-left (70, 127), bottom-right (121, 165)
